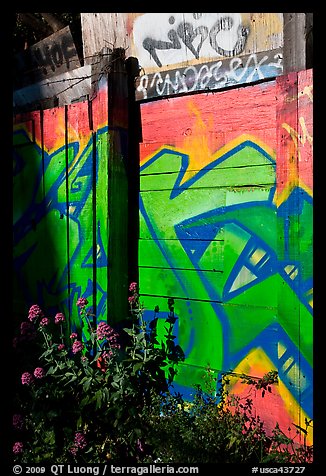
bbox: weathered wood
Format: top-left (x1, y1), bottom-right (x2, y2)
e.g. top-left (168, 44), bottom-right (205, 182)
top-left (106, 51), bottom-right (129, 324)
top-left (139, 80), bottom-right (278, 165)
top-left (136, 48), bottom-right (283, 100)
top-left (139, 238), bottom-right (224, 270)
top-left (81, 13), bottom-right (135, 63)
top-left (283, 13), bottom-right (308, 74)
top-left (81, 13), bottom-right (283, 65)
top-left (275, 70), bottom-right (313, 439)
top-left (91, 83), bottom-right (110, 323)
top-left (140, 164), bottom-right (275, 191)
top-left (14, 25), bottom-right (81, 88)
top-left (139, 266), bottom-right (225, 301)
top-left (81, 13), bottom-right (283, 99)
top-left (66, 101), bottom-right (94, 329)
top-left (40, 107), bottom-right (71, 318)
top-left (13, 65), bottom-right (92, 112)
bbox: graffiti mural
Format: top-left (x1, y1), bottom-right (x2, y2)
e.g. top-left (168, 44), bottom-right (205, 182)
top-left (138, 70), bottom-right (313, 443)
top-left (80, 13), bottom-right (284, 99)
top-left (136, 49), bottom-right (283, 100)
top-left (134, 12), bottom-right (283, 99)
top-left (134, 13), bottom-right (250, 68)
top-left (13, 82), bottom-right (110, 337)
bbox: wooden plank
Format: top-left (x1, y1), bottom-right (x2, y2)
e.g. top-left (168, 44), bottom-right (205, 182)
top-left (92, 83), bottom-right (110, 323)
top-left (140, 164), bottom-right (275, 191)
top-left (106, 54), bottom-right (129, 324)
top-left (81, 13), bottom-right (283, 67)
top-left (139, 80), bottom-right (278, 167)
top-left (13, 65), bottom-right (92, 111)
top-left (283, 14), bottom-right (307, 74)
top-left (140, 186), bottom-right (274, 240)
top-left (14, 25), bottom-right (81, 87)
top-left (81, 13), bottom-right (283, 98)
top-left (140, 267), bottom-right (224, 300)
top-left (139, 238), bottom-right (224, 270)
top-left (66, 101), bottom-right (94, 332)
top-left (140, 139), bottom-right (275, 176)
top-left (24, 108), bottom-right (69, 318)
top-left (276, 71), bottom-right (302, 433)
top-left (297, 69), bottom-right (313, 410)
top-left (81, 13), bottom-right (137, 63)
top-left (297, 69), bottom-right (313, 197)
top-left (140, 266), bottom-right (225, 301)
top-left (13, 111), bottom-right (43, 316)
top-left (136, 48), bottom-right (283, 100)
top-left (140, 187), bottom-right (226, 240)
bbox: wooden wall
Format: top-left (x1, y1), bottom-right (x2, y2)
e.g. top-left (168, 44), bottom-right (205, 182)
top-left (138, 69), bottom-right (313, 443)
top-left (81, 13), bottom-right (284, 99)
top-left (13, 70), bottom-right (129, 336)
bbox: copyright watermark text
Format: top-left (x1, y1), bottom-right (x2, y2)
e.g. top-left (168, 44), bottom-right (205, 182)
top-left (12, 465), bottom-right (199, 475)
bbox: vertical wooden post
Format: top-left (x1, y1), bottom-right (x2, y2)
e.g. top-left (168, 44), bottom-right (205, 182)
top-left (283, 13), bottom-right (313, 74)
top-left (276, 70), bottom-right (313, 444)
top-left (126, 56), bottom-right (141, 291)
top-left (107, 48), bottom-right (129, 324)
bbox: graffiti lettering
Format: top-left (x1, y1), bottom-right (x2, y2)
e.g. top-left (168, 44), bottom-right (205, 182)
top-left (282, 117), bottom-right (313, 152)
top-left (136, 51), bottom-right (283, 100)
top-left (14, 26), bottom-right (80, 87)
top-left (135, 13), bottom-right (249, 69)
top-left (142, 16), bottom-right (182, 68)
top-left (177, 22), bottom-right (208, 60)
top-left (31, 35), bottom-right (77, 75)
top-left (209, 15), bottom-right (249, 57)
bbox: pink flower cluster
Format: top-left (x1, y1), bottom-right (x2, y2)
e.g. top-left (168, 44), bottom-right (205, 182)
top-left (96, 321), bottom-right (118, 341)
top-left (21, 367), bottom-right (45, 384)
top-left (21, 372), bottom-right (33, 386)
top-left (72, 340), bottom-right (84, 354)
top-left (13, 441), bottom-right (23, 454)
top-left (69, 432), bottom-right (87, 455)
top-left (96, 322), bottom-right (120, 358)
top-left (54, 312), bottom-right (65, 324)
top-left (34, 367), bottom-right (45, 379)
top-left (129, 282), bottom-right (137, 292)
top-left (101, 348), bottom-right (119, 360)
top-left (74, 432), bottom-right (87, 449)
top-left (28, 304), bottom-right (44, 322)
top-left (40, 317), bottom-right (50, 327)
top-left (128, 282), bottom-right (139, 307)
top-left (76, 297), bottom-right (88, 308)
top-left (58, 343), bottom-right (65, 351)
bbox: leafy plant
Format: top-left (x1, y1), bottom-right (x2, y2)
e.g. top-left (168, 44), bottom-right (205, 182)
top-left (12, 285), bottom-right (313, 463)
top-left (12, 284), bottom-right (185, 463)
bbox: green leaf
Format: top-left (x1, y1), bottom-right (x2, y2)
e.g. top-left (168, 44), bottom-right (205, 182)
top-left (82, 377), bottom-right (92, 392)
top-left (95, 390), bottom-right (102, 409)
top-left (133, 362), bottom-right (143, 373)
top-left (80, 395), bottom-right (90, 407)
top-left (46, 366), bottom-right (57, 375)
top-left (136, 332), bottom-right (145, 341)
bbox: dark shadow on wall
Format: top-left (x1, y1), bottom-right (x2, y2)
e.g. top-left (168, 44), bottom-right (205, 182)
top-left (13, 106), bottom-right (71, 333)
top-left (126, 56), bottom-right (142, 291)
